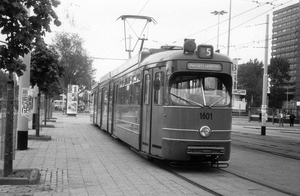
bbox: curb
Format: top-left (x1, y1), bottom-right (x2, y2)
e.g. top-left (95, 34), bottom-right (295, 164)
top-left (28, 135), bottom-right (52, 141)
top-left (43, 119), bottom-right (56, 123)
top-left (0, 169), bottom-right (40, 185)
top-left (243, 126), bottom-right (299, 132)
top-left (40, 124), bottom-right (55, 128)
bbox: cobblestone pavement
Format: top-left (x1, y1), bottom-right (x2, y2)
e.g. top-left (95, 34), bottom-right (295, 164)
top-left (0, 113), bottom-right (215, 196)
top-left (1, 114), bottom-right (298, 196)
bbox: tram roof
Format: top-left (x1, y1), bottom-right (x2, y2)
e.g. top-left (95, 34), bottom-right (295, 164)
top-left (141, 48), bottom-right (232, 66)
top-left (100, 46), bottom-right (232, 83)
top-left (109, 51), bottom-right (151, 79)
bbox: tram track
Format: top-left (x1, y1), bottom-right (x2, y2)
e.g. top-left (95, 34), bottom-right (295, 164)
top-left (232, 132), bottom-right (300, 161)
top-left (165, 168), bottom-right (224, 196)
top-left (153, 160), bottom-right (296, 196)
top-left (128, 132), bottom-right (299, 196)
top-left (232, 141), bottom-right (300, 160)
top-left (228, 131), bottom-right (300, 196)
top-left (128, 136), bottom-right (298, 196)
top-left (153, 161), bottom-right (225, 196)
top-left (133, 148), bottom-right (225, 195)
top-left (218, 167), bottom-right (299, 196)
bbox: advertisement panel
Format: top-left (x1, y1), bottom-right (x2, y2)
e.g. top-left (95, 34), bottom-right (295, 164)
top-left (66, 84), bottom-right (78, 115)
top-left (21, 88), bottom-right (30, 118)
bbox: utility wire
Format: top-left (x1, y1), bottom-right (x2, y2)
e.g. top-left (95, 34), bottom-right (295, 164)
top-left (92, 57), bottom-right (127, 61)
top-left (205, 6), bottom-right (274, 44)
top-left (172, 5), bottom-right (260, 43)
top-left (172, 0), bottom-right (296, 44)
top-left (225, 0), bottom-right (296, 52)
top-left (205, 0), bottom-right (296, 54)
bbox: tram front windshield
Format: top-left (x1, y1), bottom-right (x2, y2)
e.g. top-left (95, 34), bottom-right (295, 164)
top-left (170, 74), bottom-right (231, 107)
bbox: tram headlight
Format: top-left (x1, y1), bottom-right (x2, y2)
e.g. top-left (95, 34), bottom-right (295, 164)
top-left (199, 126), bottom-right (212, 138)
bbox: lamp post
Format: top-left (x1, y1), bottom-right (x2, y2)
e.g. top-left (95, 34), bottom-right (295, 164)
top-left (261, 14), bottom-right (269, 136)
top-left (286, 84), bottom-right (289, 109)
top-left (211, 10), bottom-right (227, 51)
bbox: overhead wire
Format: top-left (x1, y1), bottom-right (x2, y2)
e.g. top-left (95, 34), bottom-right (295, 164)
top-left (205, 6), bottom-right (273, 44)
top-left (172, 0), bottom-right (296, 47)
top-left (172, 4), bottom-right (260, 44)
top-left (226, 0), bottom-right (297, 52)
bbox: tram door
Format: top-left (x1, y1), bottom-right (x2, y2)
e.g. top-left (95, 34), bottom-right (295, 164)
top-left (96, 87), bottom-right (101, 127)
top-left (101, 87), bottom-right (108, 130)
top-left (107, 84), bottom-right (114, 134)
top-left (141, 67), bottom-right (165, 156)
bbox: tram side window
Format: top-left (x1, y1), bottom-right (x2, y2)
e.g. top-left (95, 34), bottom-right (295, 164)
top-left (125, 77), bottom-right (131, 104)
top-left (114, 84), bottom-right (119, 104)
top-left (131, 75), bottom-right (141, 105)
top-left (133, 81), bottom-right (140, 104)
top-left (144, 74), bottom-right (151, 105)
top-left (103, 88), bottom-right (108, 104)
top-left (116, 77), bottom-right (141, 105)
top-left (118, 83), bottom-right (126, 105)
top-left (154, 72), bottom-right (164, 105)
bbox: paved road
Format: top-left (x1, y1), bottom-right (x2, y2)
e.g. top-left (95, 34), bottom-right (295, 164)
top-left (231, 117), bottom-right (300, 196)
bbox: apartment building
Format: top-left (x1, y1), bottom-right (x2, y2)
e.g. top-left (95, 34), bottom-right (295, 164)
top-left (271, 2), bottom-right (300, 107)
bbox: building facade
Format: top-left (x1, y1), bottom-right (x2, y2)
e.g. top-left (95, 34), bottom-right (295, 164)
top-left (271, 2), bottom-right (300, 108)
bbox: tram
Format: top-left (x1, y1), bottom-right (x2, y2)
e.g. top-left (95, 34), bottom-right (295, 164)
top-left (91, 39), bottom-right (232, 164)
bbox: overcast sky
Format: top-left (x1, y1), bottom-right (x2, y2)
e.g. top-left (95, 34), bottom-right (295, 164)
top-left (43, 0), bottom-right (300, 80)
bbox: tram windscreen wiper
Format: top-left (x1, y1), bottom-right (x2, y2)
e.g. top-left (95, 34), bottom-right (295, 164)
top-left (209, 96), bottom-right (226, 107)
top-left (170, 93), bottom-right (204, 107)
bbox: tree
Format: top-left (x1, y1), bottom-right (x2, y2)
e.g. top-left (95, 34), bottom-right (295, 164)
top-left (51, 32), bottom-right (95, 95)
top-left (268, 57), bottom-right (291, 108)
top-left (0, 0), bottom-right (61, 176)
top-left (0, 70), bottom-right (8, 98)
top-left (237, 59), bottom-right (264, 108)
top-left (30, 43), bottom-right (64, 136)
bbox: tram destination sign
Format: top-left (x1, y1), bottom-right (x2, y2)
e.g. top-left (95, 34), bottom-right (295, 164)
top-left (187, 63), bottom-right (222, 71)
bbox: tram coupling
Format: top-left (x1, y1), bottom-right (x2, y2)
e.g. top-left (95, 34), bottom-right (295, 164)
top-left (209, 156), bottom-right (229, 168)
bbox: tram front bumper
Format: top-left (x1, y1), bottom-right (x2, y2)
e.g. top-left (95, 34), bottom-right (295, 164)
top-left (187, 146), bottom-right (225, 156)
top-left (162, 139), bottom-right (231, 161)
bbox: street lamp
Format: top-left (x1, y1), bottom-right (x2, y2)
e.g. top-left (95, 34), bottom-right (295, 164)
top-left (211, 10), bottom-right (227, 51)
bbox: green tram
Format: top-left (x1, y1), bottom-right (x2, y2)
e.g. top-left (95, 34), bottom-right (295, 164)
top-left (91, 40), bottom-right (233, 164)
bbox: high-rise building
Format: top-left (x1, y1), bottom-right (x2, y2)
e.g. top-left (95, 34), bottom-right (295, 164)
top-left (271, 2), bottom-right (300, 108)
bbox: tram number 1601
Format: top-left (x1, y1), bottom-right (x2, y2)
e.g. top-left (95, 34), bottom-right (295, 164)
top-left (200, 112), bottom-right (212, 120)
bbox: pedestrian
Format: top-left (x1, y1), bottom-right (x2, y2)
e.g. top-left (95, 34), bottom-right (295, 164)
top-left (289, 113), bottom-right (295, 127)
top-left (279, 111), bottom-right (284, 127)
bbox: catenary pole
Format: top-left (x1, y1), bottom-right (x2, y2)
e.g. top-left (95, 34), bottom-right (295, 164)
top-left (227, 0), bottom-right (232, 56)
top-left (261, 14), bottom-right (269, 135)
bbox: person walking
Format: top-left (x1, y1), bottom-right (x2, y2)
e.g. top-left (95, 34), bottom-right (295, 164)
top-left (289, 113), bottom-right (295, 127)
top-left (279, 111), bottom-right (284, 127)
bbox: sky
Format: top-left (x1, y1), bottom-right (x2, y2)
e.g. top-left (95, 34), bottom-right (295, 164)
top-left (26, 0), bottom-right (300, 81)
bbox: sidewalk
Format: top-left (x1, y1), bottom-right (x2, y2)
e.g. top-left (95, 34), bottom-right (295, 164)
top-left (0, 113), bottom-right (215, 196)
